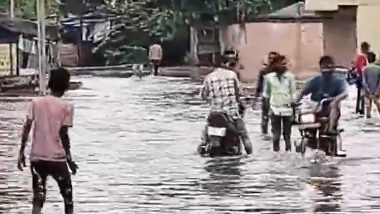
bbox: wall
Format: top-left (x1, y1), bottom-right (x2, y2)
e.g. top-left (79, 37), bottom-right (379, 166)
top-left (307, 0), bottom-right (380, 59)
top-left (357, 4), bottom-right (380, 57)
top-left (224, 22), bottom-right (323, 81)
top-left (322, 7), bottom-right (357, 67)
top-left (305, 0), bottom-right (339, 11)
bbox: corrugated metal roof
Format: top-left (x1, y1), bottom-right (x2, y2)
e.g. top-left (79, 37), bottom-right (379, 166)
top-left (0, 13), bottom-right (58, 40)
top-left (260, 2), bottom-right (321, 19)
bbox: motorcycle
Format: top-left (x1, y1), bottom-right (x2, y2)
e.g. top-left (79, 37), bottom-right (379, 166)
top-left (294, 98), bottom-right (346, 157)
top-left (198, 99), bottom-right (250, 157)
top-left (198, 112), bottom-right (242, 157)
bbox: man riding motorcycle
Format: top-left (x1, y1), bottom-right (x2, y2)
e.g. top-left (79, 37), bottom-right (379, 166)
top-left (295, 55), bottom-right (348, 134)
top-left (200, 55), bottom-right (252, 155)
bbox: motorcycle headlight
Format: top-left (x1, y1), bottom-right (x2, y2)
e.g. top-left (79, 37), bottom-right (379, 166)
top-left (300, 113), bottom-right (316, 123)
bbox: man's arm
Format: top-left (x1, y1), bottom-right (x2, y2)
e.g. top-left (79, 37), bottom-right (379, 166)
top-left (20, 101), bottom-right (34, 153)
top-left (234, 75), bottom-right (242, 103)
top-left (18, 101), bottom-right (34, 171)
top-left (255, 69), bottom-right (265, 97)
top-left (375, 73), bottom-right (380, 96)
top-left (362, 70), bottom-right (370, 94)
top-left (148, 46), bottom-right (152, 59)
top-left (158, 46), bottom-right (163, 60)
top-left (295, 78), bottom-right (314, 103)
top-left (290, 75), bottom-right (297, 102)
top-left (60, 126), bottom-right (71, 160)
top-left (334, 79), bottom-right (349, 102)
top-left (263, 75), bottom-right (271, 99)
top-left (20, 119), bottom-right (32, 154)
top-left (61, 105), bottom-right (78, 174)
top-left (59, 126), bottom-right (78, 175)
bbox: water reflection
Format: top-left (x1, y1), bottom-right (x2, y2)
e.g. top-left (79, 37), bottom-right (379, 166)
top-left (201, 157), bottom-right (243, 197)
top-left (308, 163), bottom-right (342, 213)
top-left (0, 77), bottom-right (379, 213)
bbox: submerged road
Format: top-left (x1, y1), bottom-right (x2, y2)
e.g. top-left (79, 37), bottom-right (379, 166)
top-left (1, 76), bottom-right (380, 213)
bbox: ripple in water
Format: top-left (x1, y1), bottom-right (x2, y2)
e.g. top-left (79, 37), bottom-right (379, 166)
top-left (0, 77), bottom-right (379, 213)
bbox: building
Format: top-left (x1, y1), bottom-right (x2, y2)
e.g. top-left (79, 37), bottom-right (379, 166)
top-left (232, 2), bottom-right (324, 81)
top-left (189, 2), bottom-right (364, 81)
top-left (0, 13), bottom-right (58, 77)
top-left (60, 12), bottom-right (117, 67)
top-left (306, 0), bottom-right (380, 58)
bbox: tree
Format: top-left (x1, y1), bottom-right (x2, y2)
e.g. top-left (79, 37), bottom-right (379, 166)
top-left (0, 0), bottom-right (59, 20)
top-left (94, 0), bottom-right (300, 65)
top-left (94, 0), bottom-right (182, 65)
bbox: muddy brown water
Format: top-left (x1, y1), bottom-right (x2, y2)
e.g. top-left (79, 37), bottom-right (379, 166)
top-left (1, 76), bottom-right (380, 213)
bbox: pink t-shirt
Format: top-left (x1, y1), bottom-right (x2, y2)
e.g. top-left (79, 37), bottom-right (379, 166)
top-left (26, 95), bottom-right (74, 162)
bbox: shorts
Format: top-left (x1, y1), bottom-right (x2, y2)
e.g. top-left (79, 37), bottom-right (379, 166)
top-left (30, 160), bottom-right (73, 207)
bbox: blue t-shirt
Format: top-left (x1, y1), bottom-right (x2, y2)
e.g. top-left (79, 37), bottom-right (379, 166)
top-left (301, 75), bottom-right (347, 102)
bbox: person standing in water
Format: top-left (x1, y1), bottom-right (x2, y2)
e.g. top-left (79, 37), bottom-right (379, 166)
top-left (355, 42), bottom-right (370, 115)
top-left (17, 68), bottom-right (78, 214)
top-left (255, 51), bottom-right (279, 134)
top-left (263, 55), bottom-right (297, 152)
top-left (362, 52), bottom-right (380, 118)
top-left (148, 40), bottom-right (163, 76)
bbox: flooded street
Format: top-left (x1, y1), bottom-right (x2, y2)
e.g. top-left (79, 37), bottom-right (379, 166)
top-left (1, 76), bottom-right (380, 213)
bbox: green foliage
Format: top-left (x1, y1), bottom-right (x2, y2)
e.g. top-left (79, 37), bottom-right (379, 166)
top-left (94, 0), bottom-right (299, 66)
top-left (3, 0), bottom-right (59, 20)
top-left (94, 0), bottom-right (277, 65)
top-left (94, 0), bottom-right (182, 65)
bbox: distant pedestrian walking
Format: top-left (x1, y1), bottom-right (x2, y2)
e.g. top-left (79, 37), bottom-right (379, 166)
top-left (149, 41), bottom-right (163, 76)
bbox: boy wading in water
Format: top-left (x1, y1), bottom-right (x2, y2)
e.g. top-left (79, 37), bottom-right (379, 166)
top-left (17, 68), bottom-right (78, 214)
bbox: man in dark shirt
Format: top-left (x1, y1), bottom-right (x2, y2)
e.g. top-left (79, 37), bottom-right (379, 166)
top-left (296, 55), bottom-right (348, 134)
top-left (255, 51), bottom-right (279, 134)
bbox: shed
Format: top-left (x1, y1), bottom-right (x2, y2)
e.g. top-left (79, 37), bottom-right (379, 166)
top-left (0, 14), bottom-right (59, 77)
top-left (256, 2), bottom-right (321, 21)
top-left (0, 13), bottom-right (59, 42)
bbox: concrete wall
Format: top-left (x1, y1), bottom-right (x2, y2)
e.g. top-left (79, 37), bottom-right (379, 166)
top-left (307, 0), bottom-right (380, 59)
top-left (357, 4), bottom-right (380, 57)
top-left (322, 7), bottom-right (357, 67)
top-left (305, 0), bottom-right (339, 11)
top-left (224, 22), bottom-right (323, 81)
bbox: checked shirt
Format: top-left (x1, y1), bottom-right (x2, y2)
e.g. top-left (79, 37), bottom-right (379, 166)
top-left (200, 68), bottom-right (241, 119)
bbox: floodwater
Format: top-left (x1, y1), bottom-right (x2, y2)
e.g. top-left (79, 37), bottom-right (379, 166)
top-left (1, 76), bottom-right (380, 214)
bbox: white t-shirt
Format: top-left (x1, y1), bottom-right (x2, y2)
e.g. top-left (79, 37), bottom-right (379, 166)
top-left (149, 44), bottom-right (163, 60)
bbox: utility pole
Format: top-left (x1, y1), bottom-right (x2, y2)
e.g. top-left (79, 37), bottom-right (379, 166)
top-left (10, 0), bottom-right (14, 18)
top-left (37, 0), bottom-right (47, 95)
top-left (10, 0), bottom-right (14, 76)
